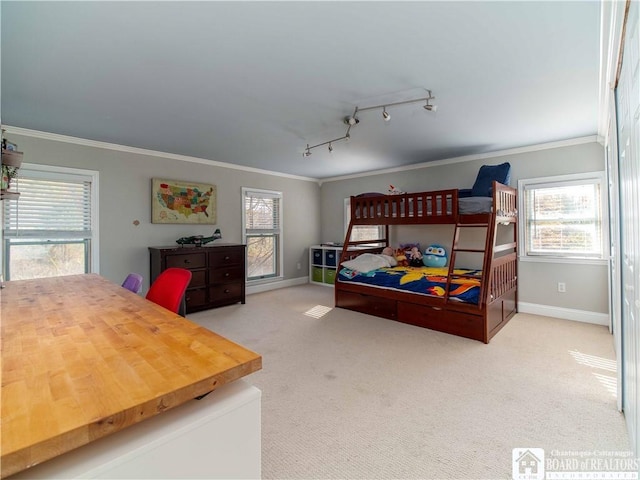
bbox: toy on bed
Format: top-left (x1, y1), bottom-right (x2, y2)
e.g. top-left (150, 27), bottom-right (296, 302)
top-left (423, 244), bottom-right (448, 267)
top-left (408, 246), bottom-right (423, 267)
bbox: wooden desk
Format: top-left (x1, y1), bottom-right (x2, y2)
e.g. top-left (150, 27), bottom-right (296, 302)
top-left (0, 274), bottom-right (262, 478)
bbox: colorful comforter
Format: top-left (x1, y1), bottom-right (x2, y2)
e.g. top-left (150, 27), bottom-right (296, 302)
top-left (338, 266), bottom-right (482, 304)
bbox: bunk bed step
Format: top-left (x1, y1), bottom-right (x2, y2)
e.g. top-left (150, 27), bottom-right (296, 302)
top-left (456, 221), bottom-right (489, 227)
top-left (451, 273), bottom-right (483, 279)
top-left (493, 242), bottom-right (517, 253)
top-left (452, 248), bottom-right (485, 253)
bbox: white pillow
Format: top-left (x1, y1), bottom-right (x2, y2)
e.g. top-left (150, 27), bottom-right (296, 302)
top-left (341, 253), bottom-right (397, 273)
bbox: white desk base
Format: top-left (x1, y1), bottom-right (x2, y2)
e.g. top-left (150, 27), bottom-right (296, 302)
top-left (10, 380), bottom-right (261, 479)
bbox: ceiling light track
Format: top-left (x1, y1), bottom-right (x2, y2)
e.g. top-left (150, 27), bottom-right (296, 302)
top-left (303, 91), bottom-right (437, 157)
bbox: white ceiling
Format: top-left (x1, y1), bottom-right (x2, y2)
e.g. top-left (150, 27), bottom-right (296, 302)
top-left (1, 1), bottom-right (601, 180)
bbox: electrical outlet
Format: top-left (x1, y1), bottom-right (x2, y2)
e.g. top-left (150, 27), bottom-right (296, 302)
top-left (558, 282), bottom-right (566, 293)
top-left (296, 262), bottom-right (301, 270)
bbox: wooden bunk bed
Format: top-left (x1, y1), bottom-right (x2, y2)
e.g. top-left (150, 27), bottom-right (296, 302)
top-left (335, 181), bottom-right (518, 343)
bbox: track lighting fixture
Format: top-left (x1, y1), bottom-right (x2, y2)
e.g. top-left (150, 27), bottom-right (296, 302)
top-left (302, 90), bottom-right (436, 157)
top-left (424, 97), bottom-right (438, 112)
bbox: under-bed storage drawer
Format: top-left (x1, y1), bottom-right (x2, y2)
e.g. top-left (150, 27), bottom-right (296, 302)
top-left (398, 303), bottom-right (484, 341)
top-left (336, 291), bottom-right (397, 320)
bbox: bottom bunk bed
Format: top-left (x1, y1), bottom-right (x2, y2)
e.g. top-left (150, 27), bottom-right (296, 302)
top-left (334, 180), bottom-right (518, 344)
top-left (335, 255), bottom-right (517, 343)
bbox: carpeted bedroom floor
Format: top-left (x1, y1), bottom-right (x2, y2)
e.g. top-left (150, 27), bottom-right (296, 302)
top-left (189, 284), bottom-right (630, 480)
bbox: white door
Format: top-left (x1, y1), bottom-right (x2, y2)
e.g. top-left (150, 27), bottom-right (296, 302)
top-left (616, 0), bottom-right (640, 456)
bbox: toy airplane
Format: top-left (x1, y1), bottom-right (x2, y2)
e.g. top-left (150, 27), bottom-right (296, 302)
top-left (176, 228), bottom-right (222, 246)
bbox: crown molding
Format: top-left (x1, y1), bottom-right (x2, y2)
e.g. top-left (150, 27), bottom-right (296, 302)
top-left (319, 135), bottom-right (599, 184)
top-left (2, 126), bottom-right (319, 183)
top-left (4, 126), bottom-right (598, 186)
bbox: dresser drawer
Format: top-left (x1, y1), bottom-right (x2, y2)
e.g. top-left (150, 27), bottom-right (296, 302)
top-left (209, 248), bottom-right (244, 267)
top-left (166, 252), bottom-right (206, 269)
top-left (185, 288), bottom-right (207, 309)
top-left (209, 283), bottom-right (243, 306)
top-left (189, 269), bottom-right (207, 288)
top-left (209, 266), bottom-right (244, 284)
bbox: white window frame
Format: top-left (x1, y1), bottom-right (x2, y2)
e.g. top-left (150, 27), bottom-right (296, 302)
top-left (242, 187), bottom-right (283, 283)
top-left (518, 172), bottom-right (608, 265)
top-left (344, 197), bottom-right (384, 245)
top-left (3, 163), bottom-right (100, 279)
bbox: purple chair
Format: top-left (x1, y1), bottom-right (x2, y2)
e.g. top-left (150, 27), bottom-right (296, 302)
top-left (121, 273), bottom-right (143, 294)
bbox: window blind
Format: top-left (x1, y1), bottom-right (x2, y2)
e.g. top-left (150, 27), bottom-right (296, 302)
top-left (4, 170), bottom-right (93, 239)
top-left (244, 190), bottom-right (281, 234)
top-left (523, 178), bottom-right (602, 257)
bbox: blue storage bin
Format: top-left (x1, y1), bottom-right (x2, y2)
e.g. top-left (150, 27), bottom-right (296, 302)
top-left (312, 249), bottom-right (323, 265)
top-left (324, 249), bottom-right (337, 267)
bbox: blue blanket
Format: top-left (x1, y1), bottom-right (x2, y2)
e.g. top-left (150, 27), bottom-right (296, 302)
top-left (338, 266), bottom-right (482, 304)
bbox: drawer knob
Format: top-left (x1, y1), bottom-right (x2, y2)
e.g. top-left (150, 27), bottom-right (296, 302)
top-left (224, 256), bottom-right (230, 261)
top-left (224, 289), bottom-right (230, 294)
top-left (224, 272), bottom-right (230, 277)
top-left (184, 259), bottom-right (191, 264)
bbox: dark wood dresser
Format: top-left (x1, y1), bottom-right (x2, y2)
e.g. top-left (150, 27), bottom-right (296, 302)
top-left (149, 243), bottom-right (246, 313)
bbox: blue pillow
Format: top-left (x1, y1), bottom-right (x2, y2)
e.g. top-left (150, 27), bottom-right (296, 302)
top-left (471, 162), bottom-right (511, 197)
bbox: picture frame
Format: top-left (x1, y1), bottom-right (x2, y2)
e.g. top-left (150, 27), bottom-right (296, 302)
top-left (151, 178), bottom-right (217, 224)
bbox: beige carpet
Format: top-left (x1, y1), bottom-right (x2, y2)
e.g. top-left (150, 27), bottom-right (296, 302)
top-left (189, 285), bottom-right (630, 480)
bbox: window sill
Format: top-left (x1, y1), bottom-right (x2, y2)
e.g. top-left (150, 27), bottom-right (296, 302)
top-left (518, 255), bottom-right (608, 266)
top-left (247, 276), bottom-right (284, 286)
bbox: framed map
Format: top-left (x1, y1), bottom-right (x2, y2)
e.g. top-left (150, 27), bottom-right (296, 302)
top-left (151, 178), bottom-right (217, 224)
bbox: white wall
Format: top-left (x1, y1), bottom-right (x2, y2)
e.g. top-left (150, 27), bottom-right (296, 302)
top-left (319, 139), bottom-right (608, 320)
top-left (6, 132), bottom-right (321, 292)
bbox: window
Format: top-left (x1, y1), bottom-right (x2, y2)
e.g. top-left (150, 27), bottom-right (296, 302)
top-left (242, 188), bottom-right (282, 281)
top-left (344, 198), bottom-right (384, 245)
top-left (518, 172), bottom-right (606, 262)
top-left (3, 164), bottom-right (99, 280)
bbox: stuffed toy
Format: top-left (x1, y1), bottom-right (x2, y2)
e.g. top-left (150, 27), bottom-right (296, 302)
top-left (423, 244), bottom-right (448, 268)
top-left (394, 248), bottom-right (409, 266)
top-left (408, 246), bottom-right (423, 267)
top-left (388, 185), bottom-right (405, 195)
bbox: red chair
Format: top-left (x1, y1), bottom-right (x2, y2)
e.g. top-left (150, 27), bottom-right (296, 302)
top-left (146, 268), bottom-right (192, 315)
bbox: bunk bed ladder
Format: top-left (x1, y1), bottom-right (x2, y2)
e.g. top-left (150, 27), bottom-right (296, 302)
top-left (445, 218), bottom-right (495, 308)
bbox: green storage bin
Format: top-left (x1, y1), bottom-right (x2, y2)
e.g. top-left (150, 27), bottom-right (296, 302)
top-left (324, 268), bottom-right (336, 285)
top-left (312, 266), bottom-right (323, 282)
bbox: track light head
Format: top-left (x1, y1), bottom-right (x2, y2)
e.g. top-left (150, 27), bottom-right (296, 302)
top-left (328, 143), bottom-right (333, 152)
top-left (344, 116), bottom-right (360, 126)
top-left (303, 145), bottom-right (312, 157)
top-left (382, 108), bottom-right (390, 121)
top-left (424, 97), bottom-right (437, 112)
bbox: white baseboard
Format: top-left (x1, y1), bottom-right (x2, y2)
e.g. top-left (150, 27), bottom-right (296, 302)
top-left (246, 276), bottom-right (308, 295)
top-left (518, 302), bottom-right (610, 326)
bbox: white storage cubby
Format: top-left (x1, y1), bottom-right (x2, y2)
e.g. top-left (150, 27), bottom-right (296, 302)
top-left (309, 245), bottom-right (343, 286)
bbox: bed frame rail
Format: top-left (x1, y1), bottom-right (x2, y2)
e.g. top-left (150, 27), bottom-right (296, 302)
top-left (350, 189), bottom-right (458, 225)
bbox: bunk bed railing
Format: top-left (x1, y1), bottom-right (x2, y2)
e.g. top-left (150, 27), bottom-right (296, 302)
top-left (488, 253), bottom-right (518, 301)
top-left (350, 189), bottom-right (459, 225)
